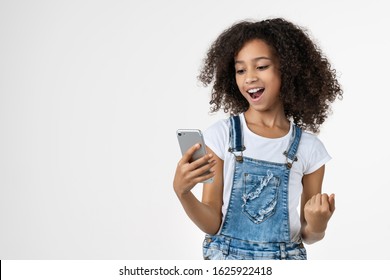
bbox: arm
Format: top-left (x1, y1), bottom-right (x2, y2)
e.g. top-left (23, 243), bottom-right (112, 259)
top-left (300, 165), bottom-right (336, 244)
top-left (173, 145), bottom-right (223, 234)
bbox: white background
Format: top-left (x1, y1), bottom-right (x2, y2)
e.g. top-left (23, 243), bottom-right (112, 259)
top-left (0, 0), bottom-right (389, 260)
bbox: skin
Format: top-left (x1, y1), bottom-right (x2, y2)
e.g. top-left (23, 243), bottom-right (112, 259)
top-left (173, 144), bottom-right (223, 234)
top-left (173, 39), bottom-right (335, 244)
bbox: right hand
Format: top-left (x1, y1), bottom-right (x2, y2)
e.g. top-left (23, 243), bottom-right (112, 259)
top-left (173, 143), bottom-right (216, 197)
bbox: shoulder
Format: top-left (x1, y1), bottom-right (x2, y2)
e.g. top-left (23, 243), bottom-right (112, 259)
top-left (298, 129), bottom-right (332, 175)
top-left (299, 130), bottom-right (327, 151)
top-left (203, 116), bottom-right (231, 160)
top-left (205, 117), bottom-right (230, 134)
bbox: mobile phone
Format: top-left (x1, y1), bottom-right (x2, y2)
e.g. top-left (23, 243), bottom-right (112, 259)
top-left (176, 129), bottom-right (213, 183)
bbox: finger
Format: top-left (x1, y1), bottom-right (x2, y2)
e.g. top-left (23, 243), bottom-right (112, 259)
top-left (179, 143), bottom-right (201, 165)
top-left (329, 193), bottom-right (336, 213)
top-left (185, 161), bottom-right (215, 184)
top-left (320, 193), bottom-right (329, 206)
top-left (312, 193), bottom-right (320, 205)
top-left (195, 169), bottom-right (216, 184)
top-left (191, 160), bottom-right (217, 178)
top-left (190, 152), bottom-right (213, 169)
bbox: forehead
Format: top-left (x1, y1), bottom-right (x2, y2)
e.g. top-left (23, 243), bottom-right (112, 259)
top-left (235, 39), bottom-right (274, 61)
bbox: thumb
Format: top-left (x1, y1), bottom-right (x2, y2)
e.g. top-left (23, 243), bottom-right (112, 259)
top-left (329, 193), bottom-right (336, 213)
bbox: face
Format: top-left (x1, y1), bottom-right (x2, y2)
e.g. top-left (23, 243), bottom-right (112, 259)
top-left (234, 39), bottom-right (282, 113)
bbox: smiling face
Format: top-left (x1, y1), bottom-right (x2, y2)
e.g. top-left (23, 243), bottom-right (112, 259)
top-left (234, 39), bottom-right (283, 114)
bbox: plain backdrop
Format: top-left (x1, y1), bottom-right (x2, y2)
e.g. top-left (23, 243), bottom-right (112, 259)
top-left (1, 0), bottom-right (389, 260)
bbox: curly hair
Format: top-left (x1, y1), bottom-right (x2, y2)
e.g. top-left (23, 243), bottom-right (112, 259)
top-left (198, 18), bottom-right (343, 133)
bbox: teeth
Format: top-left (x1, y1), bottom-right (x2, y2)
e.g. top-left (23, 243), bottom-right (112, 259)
top-left (248, 88), bottom-right (262, 93)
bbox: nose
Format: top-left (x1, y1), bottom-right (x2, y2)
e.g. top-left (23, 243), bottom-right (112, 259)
top-left (245, 71), bottom-right (258, 84)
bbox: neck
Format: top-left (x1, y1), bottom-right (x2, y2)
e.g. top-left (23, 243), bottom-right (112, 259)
top-left (243, 107), bottom-right (290, 138)
top-left (244, 107), bottom-right (289, 128)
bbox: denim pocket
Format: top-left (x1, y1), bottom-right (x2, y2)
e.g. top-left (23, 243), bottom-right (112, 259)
top-left (242, 170), bottom-right (280, 224)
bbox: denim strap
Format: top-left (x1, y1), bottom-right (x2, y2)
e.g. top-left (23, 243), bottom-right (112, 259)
top-left (229, 115), bottom-right (302, 168)
top-left (228, 115), bottom-right (245, 162)
top-left (229, 115), bottom-right (245, 152)
top-left (283, 125), bottom-right (302, 168)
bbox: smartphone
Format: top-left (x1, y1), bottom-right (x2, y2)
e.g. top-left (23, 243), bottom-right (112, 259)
top-left (176, 129), bottom-right (213, 183)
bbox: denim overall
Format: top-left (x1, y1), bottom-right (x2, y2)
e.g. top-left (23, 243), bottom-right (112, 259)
top-left (203, 116), bottom-right (307, 260)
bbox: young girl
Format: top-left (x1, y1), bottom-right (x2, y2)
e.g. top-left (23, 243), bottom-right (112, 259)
top-left (173, 18), bottom-right (343, 260)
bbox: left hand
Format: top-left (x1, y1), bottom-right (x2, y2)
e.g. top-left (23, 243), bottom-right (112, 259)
top-left (303, 193), bottom-right (335, 233)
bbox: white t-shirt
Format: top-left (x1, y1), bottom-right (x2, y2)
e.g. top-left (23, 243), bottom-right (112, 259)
top-left (203, 113), bottom-right (331, 242)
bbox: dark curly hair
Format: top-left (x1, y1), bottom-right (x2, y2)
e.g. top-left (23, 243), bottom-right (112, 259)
top-left (198, 18), bottom-right (343, 133)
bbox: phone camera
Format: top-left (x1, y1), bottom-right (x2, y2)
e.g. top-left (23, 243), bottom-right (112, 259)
top-left (178, 132), bottom-right (182, 136)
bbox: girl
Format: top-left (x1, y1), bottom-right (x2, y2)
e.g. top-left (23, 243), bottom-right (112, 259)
top-left (173, 18), bottom-right (342, 260)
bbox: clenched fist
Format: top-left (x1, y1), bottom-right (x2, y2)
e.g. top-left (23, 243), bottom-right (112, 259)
top-left (303, 193), bottom-right (335, 234)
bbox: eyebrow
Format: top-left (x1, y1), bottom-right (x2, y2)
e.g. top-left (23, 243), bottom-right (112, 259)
top-left (234, 56), bottom-right (272, 64)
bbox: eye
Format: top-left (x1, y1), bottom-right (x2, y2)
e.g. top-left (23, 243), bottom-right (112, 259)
top-left (257, 65), bottom-right (269, 70)
top-left (236, 69), bottom-right (245, 75)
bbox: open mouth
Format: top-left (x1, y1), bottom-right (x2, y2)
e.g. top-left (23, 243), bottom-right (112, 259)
top-left (247, 87), bottom-right (265, 100)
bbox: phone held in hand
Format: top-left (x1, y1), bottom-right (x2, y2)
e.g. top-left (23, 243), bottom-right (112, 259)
top-left (176, 129), bottom-right (213, 183)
